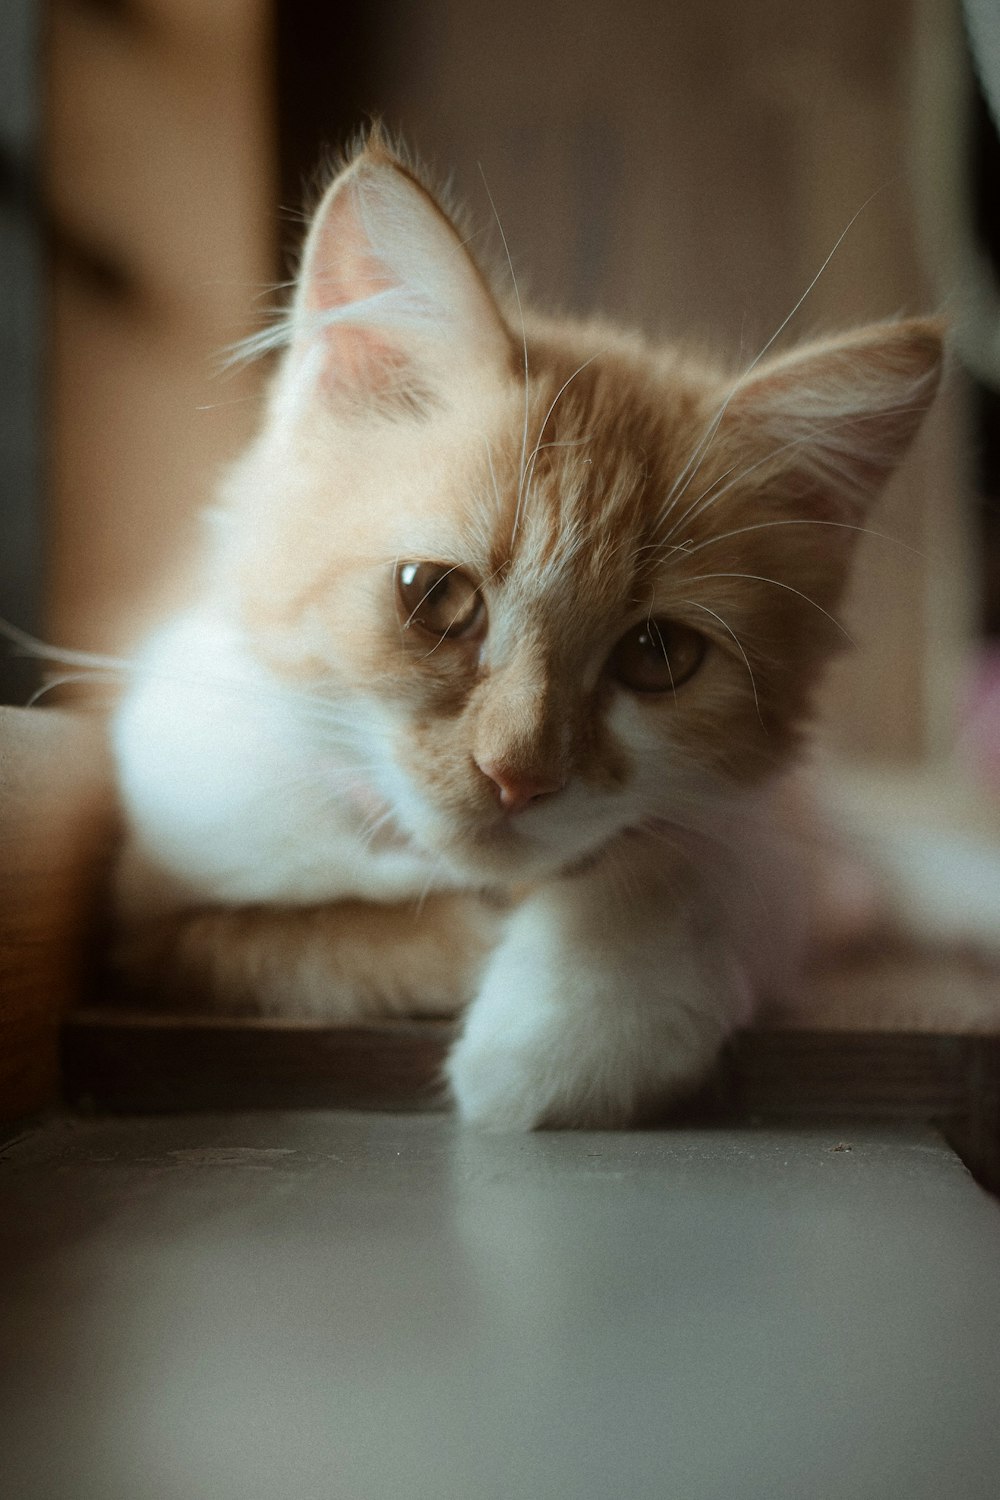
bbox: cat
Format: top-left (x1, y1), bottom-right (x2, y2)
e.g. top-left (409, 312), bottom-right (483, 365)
top-left (109, 129), bottom-right (945, 1129)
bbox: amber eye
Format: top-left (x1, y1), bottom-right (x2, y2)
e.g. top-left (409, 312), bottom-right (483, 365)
top-left (396, 562), bottom-right (484, 641)
top-left (608, 618), bottom-right (706, 694)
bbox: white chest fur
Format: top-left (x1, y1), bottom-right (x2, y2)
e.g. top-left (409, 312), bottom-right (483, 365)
top-left (112, 609), bottom-right (437, 921)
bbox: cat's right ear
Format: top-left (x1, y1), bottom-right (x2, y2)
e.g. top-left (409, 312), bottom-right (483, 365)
top-left (279, 141), bottom-right (512, 415)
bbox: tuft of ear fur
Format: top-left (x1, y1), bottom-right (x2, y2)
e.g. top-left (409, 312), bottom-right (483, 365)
top-left (728, 317), bottom-right (945, 521)
top-left (279, 130), bottom-right (512, 413)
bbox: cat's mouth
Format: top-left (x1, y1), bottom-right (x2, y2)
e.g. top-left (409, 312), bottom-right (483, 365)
top-left (384, 804), bottom-right (561, 884)
top-left (369, 759), bottom-right (634, 881)
top-left (439, 802), bottom-right (635, 883)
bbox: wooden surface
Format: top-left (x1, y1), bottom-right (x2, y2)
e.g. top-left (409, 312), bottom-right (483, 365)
top-left (63, 1010), bottom-right (453, 1116)
top-left (61, 1011), bottom-right (1000, 1192)
top-left (3, 1111), bottom-right (1000, 1500)
top-left (0, 706), bottom-right (115, 1120)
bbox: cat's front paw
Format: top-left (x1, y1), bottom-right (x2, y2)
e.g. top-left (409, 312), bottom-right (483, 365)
top-left (446, 880), bottom-right (748, 1131)
top-left (446, 1011), bottom-right (577, 1131)
top-left (446, 990), bottom-right (722, 1132)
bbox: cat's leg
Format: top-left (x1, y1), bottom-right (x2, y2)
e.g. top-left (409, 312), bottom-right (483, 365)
top-left (446, 852), bottom-right (752, 1130)
top-left (113, 891), bottom-right (500, 1020)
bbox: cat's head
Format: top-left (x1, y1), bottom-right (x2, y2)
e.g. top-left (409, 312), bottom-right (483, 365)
top-left (214, 133), bottom-right (943, 884)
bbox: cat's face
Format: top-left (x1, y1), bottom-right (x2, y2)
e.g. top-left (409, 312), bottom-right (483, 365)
top-left (214, 136), bottom-right (942, 885)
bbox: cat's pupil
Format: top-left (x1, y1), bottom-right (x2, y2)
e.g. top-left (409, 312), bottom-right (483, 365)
top-left (608, 619), bottom-right (706, 695)
top-left (396, 561), bottom-right (484, 640)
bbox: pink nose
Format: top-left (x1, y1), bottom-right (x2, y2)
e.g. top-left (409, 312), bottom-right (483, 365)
top-left (476, 758), bottom-right (562, 814)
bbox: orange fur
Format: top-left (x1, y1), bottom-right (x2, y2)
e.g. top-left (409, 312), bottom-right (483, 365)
top-left (117, 892), bottom-right (500, 1018)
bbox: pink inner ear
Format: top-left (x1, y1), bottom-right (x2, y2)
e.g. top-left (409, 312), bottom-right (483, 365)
top-left (305, 176), bottom-right (402, 310)
top-left (286, 152), bottom-right (511, 412)
top-left (301, 182), bottom-right (415, 397)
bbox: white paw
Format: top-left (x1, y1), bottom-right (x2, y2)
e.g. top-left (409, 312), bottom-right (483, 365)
top-left (446, 987), bottom-right (725, 1132)
top-left (446, 1004), bottom-right (584, 1131)
top-left (445, 874), bottom-right (748, 1131)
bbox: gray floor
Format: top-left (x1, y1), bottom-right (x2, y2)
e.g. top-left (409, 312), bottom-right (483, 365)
top-left (2, 1112), bottom-right (1000, 1500)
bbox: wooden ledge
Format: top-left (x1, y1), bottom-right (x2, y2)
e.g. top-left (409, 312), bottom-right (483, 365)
top-left (61, 1009), bottom-right (1000, 1188)
top-left (62, 1009), bottom-right (453, 1115)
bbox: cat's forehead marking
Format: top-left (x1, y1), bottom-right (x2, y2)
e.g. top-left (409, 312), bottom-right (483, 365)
top-left (480, 346), bottom-right (707, 614)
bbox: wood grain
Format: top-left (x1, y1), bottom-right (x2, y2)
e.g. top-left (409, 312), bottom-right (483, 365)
top-left (61, 1010), bottom-right (1000, 1189)
top-left (0, 707), bottom-right (115, 1121)
top-left (62, 1011), bottom-right (453, 1115)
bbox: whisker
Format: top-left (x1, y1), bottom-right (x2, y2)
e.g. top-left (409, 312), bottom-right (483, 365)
top-left (356, 806), bottom-right (399, 851)
top-left (657, 187), bottom-right (887, 533)
top-left (684, 601), bottom-right (765, 728)
top-left (0, 620), bottom-right (135, 676)
top-left (532, 435), bottom-right (595, 452)
top-left (401, 565), bottom-right (462, 632)
top-left (671, 517), bottom-right (926, 565)
top-left (684, 571), bottom-right (855, 643)
top-left (420, 559), bottom-right (507, 660)
top-left (0, 618), bottom-right (374, 734)
top-left (660, 431), bottom-right (831, 546)
top-left (478, 165), bottom-right (531, 540)
top-left (648, 616), bottom-right (678, 703)
top-left (481, 434), bottom-right (503, 516)
top-left (26, 671), bottom-right (122, 707)
top-left (748, 187), bottom-right (888, 378)
top-left (658, 401), bottom-right (933, 549)
top-left (518, 354), bottom-right (599, 527)
top-left (415, 851), bottom-right (449, 914)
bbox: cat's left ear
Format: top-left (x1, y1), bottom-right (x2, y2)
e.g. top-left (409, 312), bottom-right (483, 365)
top-left (728, 318), bottom-right (945, 520)
top-left (282, 138), bottom-right (512, 413)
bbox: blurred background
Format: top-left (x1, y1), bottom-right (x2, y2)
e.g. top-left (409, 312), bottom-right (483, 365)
top-left (2, 0), bottom-right (999, 778)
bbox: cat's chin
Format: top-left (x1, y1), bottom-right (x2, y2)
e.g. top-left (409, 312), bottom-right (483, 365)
top-left (422, 816), bottom-right (630, 888)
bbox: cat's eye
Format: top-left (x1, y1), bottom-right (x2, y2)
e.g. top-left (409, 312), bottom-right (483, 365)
top-left (396, 561), bottom-right (485, 641)
top-left (608, 618), bottom-right (706, 695)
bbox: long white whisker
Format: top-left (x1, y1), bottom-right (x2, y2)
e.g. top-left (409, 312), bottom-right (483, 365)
top-left (0, 620), bottom-right (134, 675)
top-left (659, 401), bottom-right (933, 549)
top-left (415, 852), bottom-right (449, 914)
top-left (684, 571), bottom-right (855, 643)
top-left (26, 671), bottom-right (122, 707)
top-left (401, 564), bottom-right (462, 632)
top-left (478, 165), bottom-right (530, 541)
top-left (356, 806), bottom-right (399, 852)
top-left (0, 619), bottom-right (370, 733)
top-left (749, 188), bottom-right (887, 377)
top-left (648, 616), bottom-right (678, 703)
top-left (672, 517), bottom-right (925, 564)
top-left (658, 188), bottom-right (886, 532)
top-left (519, 354), bottom-right (599, 525)
top-left (685, 601), bottom-right (765, 727)
top-left (481, 434), bottom-right (503, 515)
top-left (421, 558), bottom-right (506, 660)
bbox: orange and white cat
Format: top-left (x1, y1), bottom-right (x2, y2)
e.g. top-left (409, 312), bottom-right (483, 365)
top-left (111, 133), bottom-right (944, 1128)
